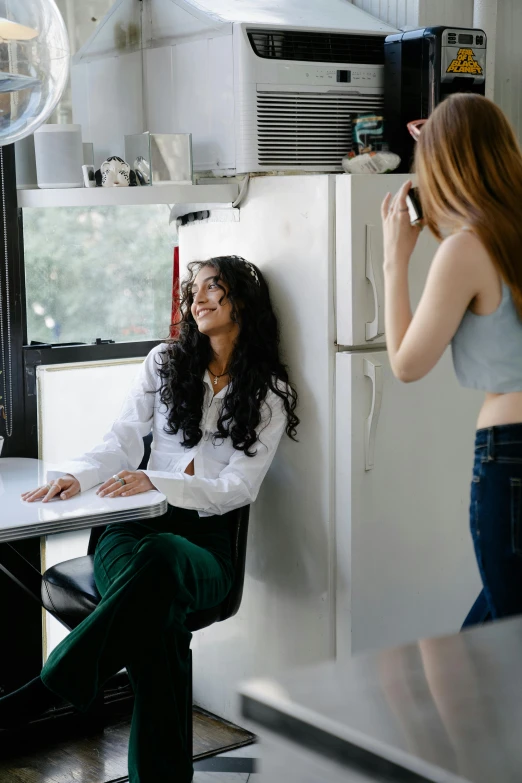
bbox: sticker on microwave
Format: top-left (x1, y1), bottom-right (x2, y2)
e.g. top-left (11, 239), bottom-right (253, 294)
top-left (446, 48), bottom-right (483, 75)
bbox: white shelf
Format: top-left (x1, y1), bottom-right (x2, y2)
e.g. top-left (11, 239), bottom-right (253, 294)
top-left (17, 182), bottom-right (239, 209)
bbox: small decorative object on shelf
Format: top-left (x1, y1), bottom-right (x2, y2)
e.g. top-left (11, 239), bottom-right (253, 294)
top-left (342, 151), bottom-right (401, 175)
top-left (342, 111), bottom-right (401, 174)
top-left (134, 155), bottom-right (151, 186)
top-left (34, 124), bottom-right (84, 188)
top-left (82, 142), bottom-right (94, 167)
top-left (124, 132), bottom-right (193, 185)
top-left (15, 135), bottom-right (38, 189)
top-left (82, 165), bottom-right (96, 188)
top-left (95, 156), bottom-right (137, 187)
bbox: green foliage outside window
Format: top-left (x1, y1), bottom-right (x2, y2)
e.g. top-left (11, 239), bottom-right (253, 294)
top-left (23, 205), bottom-right (176, 344)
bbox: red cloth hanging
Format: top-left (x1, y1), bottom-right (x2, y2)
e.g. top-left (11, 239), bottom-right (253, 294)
top-left (170, 245), bottom-right (180, 339)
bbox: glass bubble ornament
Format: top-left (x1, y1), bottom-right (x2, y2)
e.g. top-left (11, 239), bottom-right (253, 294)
top-left (0, 1), bottom-right (70, 146)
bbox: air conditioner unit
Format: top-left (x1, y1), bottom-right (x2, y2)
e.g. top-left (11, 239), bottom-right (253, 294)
top-left (72, 0), bottom-right (397, 175)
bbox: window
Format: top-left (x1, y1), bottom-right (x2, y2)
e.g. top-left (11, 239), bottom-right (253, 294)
top-left (23, 205), bottom-right (176, 344)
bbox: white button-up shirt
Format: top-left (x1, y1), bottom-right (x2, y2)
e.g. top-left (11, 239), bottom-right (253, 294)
top-left (47, 344), bottom-right (288, 517)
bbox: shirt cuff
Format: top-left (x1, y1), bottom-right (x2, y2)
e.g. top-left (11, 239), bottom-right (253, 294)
top-left (142, 470), bottom-right (185, 507)
top-left (46, 461), bottom-right (100, 494)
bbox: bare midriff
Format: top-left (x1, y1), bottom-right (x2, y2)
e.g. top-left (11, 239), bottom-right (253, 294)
top-left (477, 392), bottom-right (522, 430)
top-left (184, 460), bottom-right (195, 476)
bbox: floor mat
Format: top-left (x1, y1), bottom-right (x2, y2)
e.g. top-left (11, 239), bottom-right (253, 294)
top-left (0, 701), bottom-right (255, 782)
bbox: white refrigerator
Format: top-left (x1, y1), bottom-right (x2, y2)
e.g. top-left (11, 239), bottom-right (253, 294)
top-left (179, 173), bottom-right (482, 721)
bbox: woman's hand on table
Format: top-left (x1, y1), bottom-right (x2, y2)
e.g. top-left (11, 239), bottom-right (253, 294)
top-left (96, 470), bottom-right (155, 498)
top-left (21, 474), bottom-right (81, 503)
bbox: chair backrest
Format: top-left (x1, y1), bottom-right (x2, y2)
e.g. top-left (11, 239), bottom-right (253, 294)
top-left (87, 432), bottom-right (153, 555)
top-left (185, 504), bottom-right (250, 632)
top-left (219, 504), bottom-right (250, 620)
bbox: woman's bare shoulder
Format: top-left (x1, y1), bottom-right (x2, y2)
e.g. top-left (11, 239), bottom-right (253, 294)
top-left (439, 229), bottom-right (486, 253)
top-left (436, 230), bottom-right (494, 277)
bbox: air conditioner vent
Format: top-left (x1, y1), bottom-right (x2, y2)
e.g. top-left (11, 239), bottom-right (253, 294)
top-left (248, 30), bottom-right (385, 65)
top-left (257, 92), bottom-right (384, 167)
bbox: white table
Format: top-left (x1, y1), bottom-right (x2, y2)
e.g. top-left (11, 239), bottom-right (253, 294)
top-left (0, 457), bottom-right (168, 606)
top-left (0, 457), bottom-right (168, 543)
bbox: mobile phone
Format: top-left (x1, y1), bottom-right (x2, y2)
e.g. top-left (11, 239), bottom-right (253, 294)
top-left (405, 188), bottom-right (423, 226)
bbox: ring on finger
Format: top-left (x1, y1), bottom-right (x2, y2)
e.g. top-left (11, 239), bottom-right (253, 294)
top-left (43, 483), bottom-right (52, 491)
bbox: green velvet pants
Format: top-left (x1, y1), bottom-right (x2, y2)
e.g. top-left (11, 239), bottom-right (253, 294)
top-left (41, 506), bottom-right (234, 783)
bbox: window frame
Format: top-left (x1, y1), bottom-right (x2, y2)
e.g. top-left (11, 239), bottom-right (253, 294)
top-left (22, 339), bottom-right (161, 459)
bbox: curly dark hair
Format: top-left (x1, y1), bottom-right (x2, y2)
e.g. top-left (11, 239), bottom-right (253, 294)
top-left (157, 255), bottom-right (299, 456)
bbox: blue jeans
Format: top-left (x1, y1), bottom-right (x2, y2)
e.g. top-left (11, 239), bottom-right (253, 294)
top-left (462, 424), bottom-right (522, 629)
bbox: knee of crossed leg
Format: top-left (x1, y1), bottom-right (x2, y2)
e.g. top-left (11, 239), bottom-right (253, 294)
top-left (136, 532), bottom-right (189, 581)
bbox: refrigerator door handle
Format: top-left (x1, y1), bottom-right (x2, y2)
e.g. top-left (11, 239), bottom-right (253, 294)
top-left (364, 358), bottom-right (383, 471)
top-left (365, 225), bottom-right (385, 342)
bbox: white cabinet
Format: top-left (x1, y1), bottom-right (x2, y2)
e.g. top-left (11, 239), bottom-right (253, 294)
top-left (335, 349), bottom-right (482, 656)
top-left (335, 174), bottom-right (439, 348)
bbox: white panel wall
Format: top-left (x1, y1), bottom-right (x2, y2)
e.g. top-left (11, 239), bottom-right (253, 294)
top-left (179, 176), bottom-right (336, 723)
top-left (419, 0), bottom-right (474, 27)
top-left (143, 34), bottom-right (235, 172)
top-left (350, 0), bottom-right (473, 28)
top-left (494, 0), bottom-right (522, 140)
top-left (72, 50), bottom-right (145, 167)
top-left (350, 0), bottom-right (420, 28)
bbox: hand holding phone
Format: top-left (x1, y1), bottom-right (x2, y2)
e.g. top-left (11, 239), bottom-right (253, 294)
top-left (405, 188), bottom-right (423, 226)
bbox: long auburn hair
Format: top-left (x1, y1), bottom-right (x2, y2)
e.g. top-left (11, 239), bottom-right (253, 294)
top-left (157, 255), bottom-right (299, 456)
top-left (415, 93), bottom-right (522, 317)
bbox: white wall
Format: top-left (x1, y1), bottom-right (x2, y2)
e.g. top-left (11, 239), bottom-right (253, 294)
top-left (494, 0), bottom-right (522, 139)
top-left (419, 0), bottom-right (474, 27)
top-left (350, 0), bottom-right (473, 28)
top-left (179, 176), bottom-right (336, 722)
top-left (72, 50), bottom-right (145, 167)
top-left (52, 0), bottom-right (116, 123)
top-left (350, 0), bottom-right (420, 28)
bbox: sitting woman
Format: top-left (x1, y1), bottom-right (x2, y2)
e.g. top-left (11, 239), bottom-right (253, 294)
top-left (9, 255), bottom-right (299, 783)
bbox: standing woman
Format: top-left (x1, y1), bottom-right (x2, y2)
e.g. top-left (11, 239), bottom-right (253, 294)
top-left (8, 255), bottom-right (299, 783)
top-left (381, 93), bottom-right (522, 628)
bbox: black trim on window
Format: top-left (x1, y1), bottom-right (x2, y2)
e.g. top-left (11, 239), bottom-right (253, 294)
top-left (0, 147), bottom-right (27, 457)
top-left (0, 147), bottom-right (42, 695)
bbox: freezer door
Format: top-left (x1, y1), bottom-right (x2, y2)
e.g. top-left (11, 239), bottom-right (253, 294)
top-left (335, 350), bottom-right (482, 658)
top-left (335, 174), bottom-right (439, 348)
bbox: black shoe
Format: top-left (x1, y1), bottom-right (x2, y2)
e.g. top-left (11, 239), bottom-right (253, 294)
top-left (0, 676), bottom-right (58, 729)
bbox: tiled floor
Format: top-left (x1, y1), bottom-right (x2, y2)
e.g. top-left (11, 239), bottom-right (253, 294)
top-left (194, 743), bottom-right (262, 782)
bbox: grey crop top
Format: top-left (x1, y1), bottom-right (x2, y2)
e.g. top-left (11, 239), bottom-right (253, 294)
top-left (452, 281), bottom-right (522, 392)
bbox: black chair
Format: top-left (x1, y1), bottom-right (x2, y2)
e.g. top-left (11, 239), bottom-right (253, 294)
top-left (41, 434), bottom-right (254, 776)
